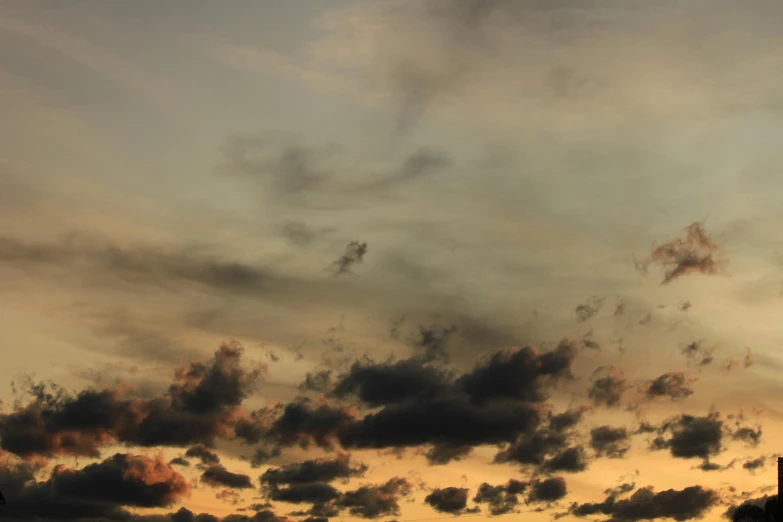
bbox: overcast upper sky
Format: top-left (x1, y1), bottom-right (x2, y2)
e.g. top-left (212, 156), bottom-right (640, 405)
top-left (3, 1), bottom-right (783, 521)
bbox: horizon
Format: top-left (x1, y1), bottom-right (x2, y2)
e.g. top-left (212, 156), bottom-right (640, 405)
top-left (3, 1), bottom-right (783, 521)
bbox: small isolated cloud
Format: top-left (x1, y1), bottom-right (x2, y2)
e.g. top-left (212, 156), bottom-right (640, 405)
top-left (424, 486), bottom-right (469, 514)
top-left (332, 241), bottom-right (368, 275)
top-left (681, 341), bottom-right (714, 367)
top-left (644, 372), bottom-right (696, 400)
top-left (575, 296), bottom-right (604, 322)
top-left (635, 222), bottom-right (725, 285)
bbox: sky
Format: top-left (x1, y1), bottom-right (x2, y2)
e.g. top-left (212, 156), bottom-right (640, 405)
top-left (2, 1), bottom-right (783, 521)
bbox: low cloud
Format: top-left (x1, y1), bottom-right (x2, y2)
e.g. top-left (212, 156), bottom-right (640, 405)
top-left (424, 487), bottom-right (470, 514)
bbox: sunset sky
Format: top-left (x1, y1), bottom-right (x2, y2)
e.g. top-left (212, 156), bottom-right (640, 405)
top-left (3, 1), bottom-right (783, 521)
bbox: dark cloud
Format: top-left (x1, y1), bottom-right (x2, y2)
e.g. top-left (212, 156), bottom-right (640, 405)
top-left (186, 444), bottom-right (221, 465)
top-left (494, 406), bottom-right (588, 473)
top-left (246, 446), bottom-right (282, 468)
top-left (337, 478), bottom-right (412, 519)
top-left (279, 342), bottom-right (575, 454)
top-left (725, 495), bottom-right (778, 522)
top-left (339, 394), bottom-right (543, 450)
top-left (645, 372), bottom-right (695, 400)
top-left (731, 425), bottom-right (763, 447)
top-left (331, 241), bottom-right (368, 275)
top-left (649, 413), bottom-right (723, 460)
top-left (473, 479), bottom-right (528, 515)
top-left (742, 456), bottom-right (766, 473)
top-left (547, 407), bottom-right (588, 433)
top-left (635, 222), bottom-right (725, 285)
top-left (541, 446), bottom-right (589, 473)
top-left (267, 482), bottom-right (342, 505)
top-left (260, 399), bottom-right (358, 450)
top-left (0, 343), bottom-right (263, 458)
top-left (729, 503), bottom-right (765, 522)
top-left (494, 429), bottom-right (569, 468)
top-left (330, 357), bottom-right (453, 407)
top-left (569, 484), bottom-right (720, 521)
top-left (259, 455), bottom-right (367, 487)
top-left (528, 477), bottom-right (567, 503)
top-left (424, 487), bottom-right (469, 514)
top-left (424, 444), bottom-right (473, 465)
top-left (152, 506), bottom-right (294, 522)
top-left (298, 370), bottom-right (333, 395)
top-left (169, 457), bottom-right (190, 467)
top-left (458, 340), bottom-right (577, 404)
top-left (201, 464), bottom-right (253, 489)
top-left (0, 452), bottom-right (189, 520)
top-left (695, 459), bottom-right (735, 472)
top-left (590, 426), bottom-right (631, 459)
top-left (587, 367), bottom-right (628, 408)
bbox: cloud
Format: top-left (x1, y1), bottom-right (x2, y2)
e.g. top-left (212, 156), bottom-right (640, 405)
top-left (635, 222), bottom-right (725, 285)
top-left (424, 444), bottom-right (473, 465)
top-left (587, 366), bottom-right (629, 408)
top-left (185, 444), bottom-right (221, 465)
top-left (337, 477), bottom-right (412, 519)
top-left (742, 456), bottom-right (767, 473)
top-left (568, 484), bottom-right (720, 521)
top-left (458, 340), bottom-right (577, 405)
top-left (330, 357), bottom-right (453, 407)
top-left (424, 487), bottom-right (469, 514)
top-left (590, 426), bottom-right (631, 459)
top-left (266, 482), bottom-right (342, 505)
top-left (645, 410), bottom-right (764, 464)
top-left (528, 476), bottom-right (567, 504)
top-left (201, 464), bottom-right (253, 489)
top-left (575, 296), bottom-right (604, 322)
top-left (331, 241), bottom-right (368, 275)
top-left (0, 342), bottom-right (263, 458)
top-left (0, 452), bottom-right (189, 520)
top-left (473, 479), bottom-right (528, 515)
top-left (541, 447), bottom-right (590, 474)
top-left (644, 372), bottom-right (696, 400)
top-left (259, 454), bottom-right (367, 487)
top-left (681, 341), bottom-right (714, 367)
top-left (169, 456), bottom-right (190, 467)
top-left (252, 341), bottom-right (579, 457)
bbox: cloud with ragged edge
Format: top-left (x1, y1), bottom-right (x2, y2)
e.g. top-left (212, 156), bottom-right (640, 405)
top-left (0, 342), bottom-right (264, 459)
top-left (0, 314), bottom-right (772, 521)
top-left (331, 240), bottom-right (368, 276)
top-left (635, 222), bottom-right (726, 285)
top-left (565, 483), bottom-right (721, 521)
top-left (636, 410), bottom-right (764, 472)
